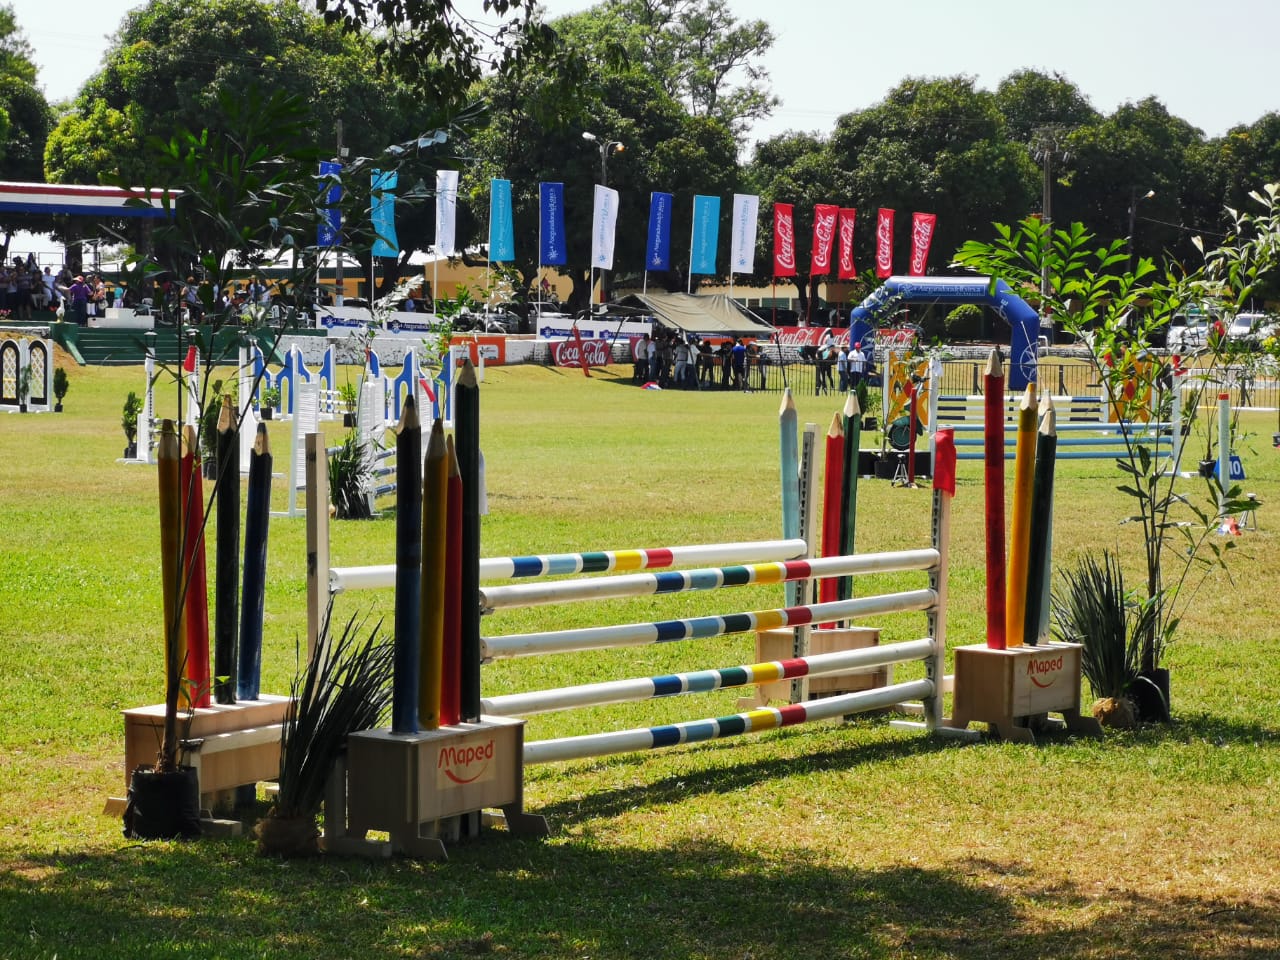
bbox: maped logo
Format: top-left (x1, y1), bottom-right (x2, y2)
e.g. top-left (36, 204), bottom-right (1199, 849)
top-left (1027, 653), bottom-right (1065, 689)
top-left (438, 738), bottom-right (496, 786)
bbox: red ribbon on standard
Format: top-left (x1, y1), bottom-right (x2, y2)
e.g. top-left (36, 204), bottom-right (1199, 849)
top-left (933, 427), bottom-right (957, 496)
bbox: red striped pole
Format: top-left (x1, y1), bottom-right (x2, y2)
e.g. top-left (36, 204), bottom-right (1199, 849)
top-left (819, 412), bottom-right (844, 625)
top-left (983, 349), bottom-right (1007, 648)
top-left (180, 425), bottom-right (210, 707)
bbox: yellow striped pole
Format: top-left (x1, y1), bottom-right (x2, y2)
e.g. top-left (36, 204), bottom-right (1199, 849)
top-left (1005, 383), bottom-right (1038, 646)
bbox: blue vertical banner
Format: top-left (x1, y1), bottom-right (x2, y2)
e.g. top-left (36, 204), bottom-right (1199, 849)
top-left (690, 194), bottom-right (721, 276)
top-left (318, 161), bottom-right (342, 247)
top-left (539, 182), bottom-right (566, 266)
top-left (646, 192), bottom-right (673, 271)
top-left (370, 169), bottom-right (398, 257)
top-left (489, 178), bottom-right (515, 263)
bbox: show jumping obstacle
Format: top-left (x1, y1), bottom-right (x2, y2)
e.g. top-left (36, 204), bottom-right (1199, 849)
top-left (303, 374), bottom-right (968, 858)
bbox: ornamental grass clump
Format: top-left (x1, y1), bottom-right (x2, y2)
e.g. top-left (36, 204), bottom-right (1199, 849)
top-left (255, 609), bottom-right (393, 858)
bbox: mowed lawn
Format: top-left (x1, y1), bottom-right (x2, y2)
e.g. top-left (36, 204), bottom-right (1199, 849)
top-left (1, 359), bottom-right (1278, 960)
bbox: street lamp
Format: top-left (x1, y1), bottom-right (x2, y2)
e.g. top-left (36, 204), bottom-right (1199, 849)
top-left (582, 130), bottom-right (624, 185)
top-left (1128, 187), bottom-right (1156, 270)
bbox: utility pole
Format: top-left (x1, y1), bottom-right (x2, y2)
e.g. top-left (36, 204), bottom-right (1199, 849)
top-left (334, 120), bottom-right (345, 306)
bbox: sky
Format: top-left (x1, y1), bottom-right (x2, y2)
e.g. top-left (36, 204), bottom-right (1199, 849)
top-left (9, 0), bottom-right (1280, 254)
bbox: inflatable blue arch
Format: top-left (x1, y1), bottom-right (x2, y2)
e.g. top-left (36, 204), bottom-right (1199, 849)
top-left (847, 276), bottom-right (1041, 390)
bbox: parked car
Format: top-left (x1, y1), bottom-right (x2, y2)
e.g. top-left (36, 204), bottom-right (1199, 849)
top-left (1227, 312), bottom-right (1278, 345)
top-left (1166, 310), bottom-right (1217, 352)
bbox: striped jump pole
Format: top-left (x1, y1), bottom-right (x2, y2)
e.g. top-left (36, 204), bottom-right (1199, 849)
top-left (523, 679), bottom-right (935, 765)
top-left (483, 638), bottom-right (936, 717)
top-left (482, 588), bottom-right (937, 660)
top-left (329, 539), bottom-right (808, 594)
top-left (479, 549), bottom-right (940, 610)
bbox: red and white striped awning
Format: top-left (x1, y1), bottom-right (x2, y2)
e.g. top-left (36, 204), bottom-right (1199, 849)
top-left (0, 180), bottom-right (173, 218)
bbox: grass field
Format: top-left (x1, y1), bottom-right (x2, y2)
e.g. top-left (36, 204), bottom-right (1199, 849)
top-left (2, 360), bottom-right (1278, 959)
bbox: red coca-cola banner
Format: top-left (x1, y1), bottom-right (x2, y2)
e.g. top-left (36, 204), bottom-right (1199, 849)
top-left (811, 204), bottom-right (838, 275)
top-left (773, 203), bottom-right (797, 277)
top-left (909, 212), bottom-right (937, 276)
top-left (837, 207), bottom-right (857, 280)
top-left (771, 326), bottom-right (851, 349)
top-left (551, 338), bottom-right (611, 368)
top-left (875, 208), bottom-right (895, 278)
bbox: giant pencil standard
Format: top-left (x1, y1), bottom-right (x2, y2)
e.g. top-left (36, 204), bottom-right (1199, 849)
top-left (180, 425), bottom-right (211, 707)
top-left (819, 412), bottom-right (844, 619)
top-left (392, 398), bottom-right (423, 734)
top-left (838, 391), bottom-right (861, 603)
top-left (1023, 398), bottom-right (1058, 646)
top-left (983, 349), bottom-right (1007, 648)
top-left (455, 360), bottom-right (482, 721)
top-left (440, 435), bottom-right (464, 727)
top-left (214, 396), bottom-right (239, 704)
top-left (419, 419), bottom-right (448, 730)
top-left (779, 388), bottom-right (799, 606)
top-left (157, 420), bottom-right (185, 749)
top-left (1005, 383), bottom-right (1037, 647)
top-left (238, 423), bottom-right (272, 700)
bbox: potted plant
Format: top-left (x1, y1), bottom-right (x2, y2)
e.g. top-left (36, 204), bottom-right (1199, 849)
top-left (338, 381), bottom-right (359, 428)
top-left (198, 379), bottom-right (224, 479)
top-left (16, 362), bottom-right (31, 413)
top-left (259, 385), bottom-right (280, 420)
top-left (1052, 551), bottom-right (1161, 727)
top-left (328, 429), bottom-right (374, 519)
top-left (122, 391), bottom-right (144, 458)
top-left (255, 606), bottom-right (393, 857)
top-left (53, 367), bottom-right (69, 413)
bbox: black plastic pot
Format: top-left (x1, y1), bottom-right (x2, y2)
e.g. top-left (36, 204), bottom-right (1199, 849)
top-left (1198, 459), bottom-right (1216, 479)
top-left (862, 417), bottom-right (878, 431)
top-left (123, 765), bottom-right (202, 840)
top-left (260, 406), bottom-right (273, 420)
top-left (202, 459), bottom-right (218, 481)
top-left (124, 442), bottom-right (138, 459)
top-left (54, 402), bottom-right (63, 413)
top-left (1131, 668), bottom-right (1171, 723)
top-left (343, 412), bottom-right (357, 428)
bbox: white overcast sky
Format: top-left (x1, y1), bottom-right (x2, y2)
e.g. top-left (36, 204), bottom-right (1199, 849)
top-left (9, 0), bottom-right (1280, 253)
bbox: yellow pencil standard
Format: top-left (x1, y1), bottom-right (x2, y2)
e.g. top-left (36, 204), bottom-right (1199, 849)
top-left (1005, 383), bottom-right (1038, 646)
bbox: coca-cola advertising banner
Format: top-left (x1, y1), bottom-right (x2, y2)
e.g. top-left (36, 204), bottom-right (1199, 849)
top-left (811, 204), bottom-right (838, 275)
top-left (551, 338), bottom-right (611, 368)
top-left (773, 203), bottom-right (797, 277)
top-left (876, 208), bottom-right (895, 278)
top-left (909, 212), bottom-right (937, 276)
top-left (837, 207), bottom-right (857, 280)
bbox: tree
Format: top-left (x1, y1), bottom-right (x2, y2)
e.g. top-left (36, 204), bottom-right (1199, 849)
top-left (995, 69), bottom-right (1100, 144)
top-left (829, 76), bottom-right (1038, 280)
top-left (553, 0), bottom-right (776, 140)
top-left (0, 3), bottom-right (54, 251)
top-left (744, 130), bottom-right (849, 319)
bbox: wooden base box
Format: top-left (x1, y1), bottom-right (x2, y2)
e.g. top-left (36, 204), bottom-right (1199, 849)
top-left (741, 627), bottom-right (885, 708)
top-left (337, 715), bottom-right (548, 859)
top-left (947, 642), bottom-right (1102, 744)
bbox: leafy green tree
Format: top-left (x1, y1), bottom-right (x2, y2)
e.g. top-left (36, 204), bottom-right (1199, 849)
top-left (0, 3), bottom-right (54, 246)
top-left (995, 69), bottom-right (1100, 144)
top-left (830, 76), bottom-right (1038, 278)
top-left (743, 130), bottom-right (849, 319)
top-left (552, 0), bottom-right (776, 140)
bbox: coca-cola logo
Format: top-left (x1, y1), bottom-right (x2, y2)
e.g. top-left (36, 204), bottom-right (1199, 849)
top-left (552, 339), bottom-right (610, 367)
top-left (776, 209), bottom-right (795, 269)
top-left (839, 217), bottom-right (855, 273)
top-left (812, 207), bottom-right (837, 269)
top-left (911, 215), bottom-right (936, 274)
top-left (876, 211), bottom-right (893, 271)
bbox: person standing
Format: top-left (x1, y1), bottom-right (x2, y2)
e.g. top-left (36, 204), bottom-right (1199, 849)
top-left (64, 275), bottom-right (91, 325)
top-left (837, 342), bottom-right (849, 393)
top-left (42, 267), bottom-right (58, 311)
top-left (849, 341), bottom-right (866, 389)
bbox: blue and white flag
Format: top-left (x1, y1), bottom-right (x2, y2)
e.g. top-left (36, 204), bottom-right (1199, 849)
top-left (539, 182), bottom-right (566, 266)
top-left (370, 169), bottom-right (398, 257)
top-left (690, 194), bottom-right (720, 276)
top-left (646, 192), bottom-right (673, 271)
top-left (591, 184), bottom-right (619, 270)
top-left (730, 193), bottom-right (759, 275)
top-left (318, 161), bottom-right (342, 248)
top-left (435, 169), bottom-right (459, 257)
top-left (489, 178), bottom-right (515, 263)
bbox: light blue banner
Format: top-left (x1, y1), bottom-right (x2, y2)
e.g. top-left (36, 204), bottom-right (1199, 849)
top-left (489, 178), bottom-right (515, 262)
top-left (370, 169), bottom-right (398, 257)
top-left (539, 182), bottom-right (566, 266)
top-left (690, 195), bottom-right (720, 276)
top-left (646, 192), bottom-right (673, 271)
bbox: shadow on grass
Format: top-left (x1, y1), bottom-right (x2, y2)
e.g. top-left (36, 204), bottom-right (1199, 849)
top-left (2, 834), bottom-right (1276, 959)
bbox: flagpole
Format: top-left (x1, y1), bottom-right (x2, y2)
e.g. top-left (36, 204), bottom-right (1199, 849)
top-left (687, 212), bottom-right (696, 295)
